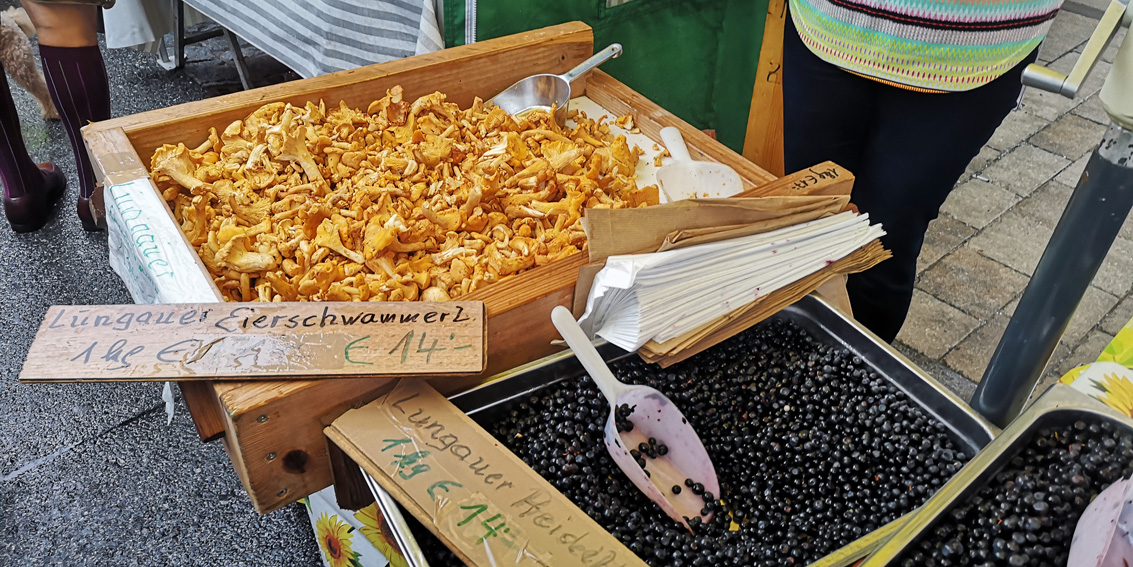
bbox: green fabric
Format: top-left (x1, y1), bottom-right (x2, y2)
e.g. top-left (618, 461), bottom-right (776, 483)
top-left (442, 0), bottom-right (765, 153)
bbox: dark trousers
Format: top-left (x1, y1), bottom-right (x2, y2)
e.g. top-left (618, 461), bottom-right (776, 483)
top-left (783, 15), bottom-right (1037, 342)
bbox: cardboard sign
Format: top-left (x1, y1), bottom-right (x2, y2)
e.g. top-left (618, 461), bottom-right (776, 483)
top-left (20, 302), bottom-right (485, 382)
top-left (325, 379), bottom-right (650, 567)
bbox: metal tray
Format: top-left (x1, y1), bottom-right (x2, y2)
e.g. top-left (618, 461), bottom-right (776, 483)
top-left (861, 383), bottom-right (1133, 566)
top-left (368, 293), bottom-right (999, 567)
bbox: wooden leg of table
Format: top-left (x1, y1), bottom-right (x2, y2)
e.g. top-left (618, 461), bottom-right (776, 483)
top-left (327, 439), bottom-right (375, 511)
top-left (742, 0), bottom-right (787, 177)
top-left (178, 381), bottom-right (227, 442)
top-left (815, 275), bottom-right (854, 318)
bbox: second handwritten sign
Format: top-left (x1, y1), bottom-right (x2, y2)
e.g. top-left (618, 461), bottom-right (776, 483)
top-left (20, 301), bottom-right (485, 382)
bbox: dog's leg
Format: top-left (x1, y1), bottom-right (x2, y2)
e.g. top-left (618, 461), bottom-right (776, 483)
top-left (16, 67), bottom-right (59, 121)
top-left (2, 28), bottom-right (58, 121)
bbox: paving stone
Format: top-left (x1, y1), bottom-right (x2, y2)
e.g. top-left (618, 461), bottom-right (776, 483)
top-left (981, 144), bottom-right (1071, 196)
top-left (1073, 93), bottom-right (1112, 125)
top-left (962, 146), bottom-right (1003, 180)
top-left (1065, 0), bottom-right (1113, 15)
top-left (919, 248), bottom-right (1030, 318)
top-left (1101, 295), bottom-right (1133, 335)
top-left (1002, 293), bottom-right (1022, 316)
top-left (1103, 28), bottom-right (1127, 64)
top-left (986, 111), bottom-right (1049, 152)
top-left (1054, 154), bottom-right (1090, 187)
top-left (1031, 114), bottom-right (1107, 160)
top-left (1094, 236), bottom-right (1133, 296)
top-left (1039, 11), bottom-right (1097, 63)
top-left (1021, 52), bottom-right (1111, 123)
top-left (1040, 340), bottom-right (1075, 386)
top-left (1079, 60), bottom-right (1113, 100)
top-left (1021, 54), bottom-right (1082, 121)
top-left (1064, 285), bottom-right (1121, 345)
top-left (998, 285), bottom-right (1118, 348)
top-left (969, 211), bottom-right (1056, 275)
top-left (1032, 372), bottom-right (1060, 401)
top-left (1058, 329), bottom-right (1116, 376)
top-left (895, 290), bottom-right (981, 359)
top-left (944, 315), bottom-right (1011, 381)
top-left (1016, 181), bottom-right (1074, 226)
top-left (917, 215), bottom-right (977, 274)
top-left (940, 178), bottom-right (1020, 229)
top-left (946, 318), bottom-right (1071, 394)
top-left (1122, 211), bottom-right (1133, 242)
top-left (892, 342), bottom-right (978, 400)
top-left (1021, 86), bottom-right (1083, 122)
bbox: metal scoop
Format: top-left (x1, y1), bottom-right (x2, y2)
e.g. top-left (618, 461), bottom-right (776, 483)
top-left (657, 126), bottom-right (744, 201)
top-left (487, 43), bottom-right (623, 125)
top-left (551, 306), bottom-right (720, 532)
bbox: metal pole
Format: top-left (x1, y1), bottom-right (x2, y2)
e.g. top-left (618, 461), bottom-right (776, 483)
top-left (974, 2), bottom-right (1133, 427)
top-left (971, 123), bottom-right (1133, 426)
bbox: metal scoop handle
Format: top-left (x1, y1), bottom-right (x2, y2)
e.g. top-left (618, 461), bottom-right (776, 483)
top-left (560, 43), bottom-right (623, 84)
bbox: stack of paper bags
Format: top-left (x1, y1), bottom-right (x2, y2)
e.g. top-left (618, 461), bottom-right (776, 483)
top-left (572, 162), bottom-right (890, 367)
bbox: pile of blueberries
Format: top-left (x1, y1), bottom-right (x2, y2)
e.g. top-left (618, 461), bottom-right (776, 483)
top-left (895, 419), bottom-right (1133, 567)
top-left (418, 319), bottom-right (971, 566)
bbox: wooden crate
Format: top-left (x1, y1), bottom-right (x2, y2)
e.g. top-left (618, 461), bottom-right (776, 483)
top-left (81, 22), bottom-right (777, 513)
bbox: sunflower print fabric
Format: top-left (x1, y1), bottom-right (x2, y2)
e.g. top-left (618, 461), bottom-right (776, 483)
top-left (316, 512), bottom-right (361, 567)
top-left (303, 485), bottom-right (405, 567)
top-left (1060, 317), bottom-right (1133, 418)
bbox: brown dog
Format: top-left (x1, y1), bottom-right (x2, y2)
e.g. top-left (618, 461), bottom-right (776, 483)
top-left (0, 6), bottom-right (59, 120)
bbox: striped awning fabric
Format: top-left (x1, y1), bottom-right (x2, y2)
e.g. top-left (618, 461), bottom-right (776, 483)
top-left (184, 0), bottom-right (444, 78)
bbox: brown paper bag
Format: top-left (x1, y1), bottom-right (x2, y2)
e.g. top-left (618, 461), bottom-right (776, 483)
top-left (582, 195), bottom-right (850, 263)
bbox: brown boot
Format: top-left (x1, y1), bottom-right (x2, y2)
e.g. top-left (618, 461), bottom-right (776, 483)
top-left (3, 162), bottom-right (65, 233)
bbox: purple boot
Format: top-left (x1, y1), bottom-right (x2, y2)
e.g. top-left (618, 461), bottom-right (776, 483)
top-left (39, 44), bottom-right (111, 231)
top-left (0, 66), bottom-right (65, 233)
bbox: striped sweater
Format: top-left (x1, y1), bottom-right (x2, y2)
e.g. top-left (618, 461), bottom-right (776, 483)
top-left (789, 0), bottom-right (1062, 92)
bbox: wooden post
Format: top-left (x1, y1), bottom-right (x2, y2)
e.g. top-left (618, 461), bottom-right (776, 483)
top-left (742, 0), bottom-right (788, 177)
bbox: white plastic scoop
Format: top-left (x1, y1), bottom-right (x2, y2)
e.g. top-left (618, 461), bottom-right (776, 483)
top-left (551, 306), bottom-right (720, 532)
top-left (487, 43), bottom-right (623, 126)
top-left (657, 126), bottom-right (744, 201)
top-left (1068, 474), bottom-right (1133, 567)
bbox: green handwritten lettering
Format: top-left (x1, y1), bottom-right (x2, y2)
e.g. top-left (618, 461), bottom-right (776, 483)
top-left (427, 480), bottom-right (462, 501)
top-left (345, 336), bottom-right (373, 365)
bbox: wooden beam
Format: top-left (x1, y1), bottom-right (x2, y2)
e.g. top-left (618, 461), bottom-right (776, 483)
top-left (742, 0), bottom-right (788, 177)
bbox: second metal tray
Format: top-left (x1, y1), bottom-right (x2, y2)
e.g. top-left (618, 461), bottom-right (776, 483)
top-left (861, 383), bottom-right (1133, 566)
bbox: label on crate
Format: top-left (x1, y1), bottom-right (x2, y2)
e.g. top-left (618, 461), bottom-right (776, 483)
top-left (19, 302), bottom-right (485, 382)
top-left (325, 379), bottom-right (651, 567)
top-left (105, 178), bottom-right (218, 305)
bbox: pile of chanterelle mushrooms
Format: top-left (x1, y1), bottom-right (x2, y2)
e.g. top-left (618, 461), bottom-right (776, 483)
top-left (150, 86), bottom-right (658, 302)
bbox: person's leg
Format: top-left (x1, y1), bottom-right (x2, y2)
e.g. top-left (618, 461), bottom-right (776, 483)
top-left (23, 0), bottom-right (109, 231)
top-left (0, 64), bottom-right (65, 232)
top-left (782, 13), bottom-right (877, 175)
top-left (847, 51), bottom-right (1038, 342)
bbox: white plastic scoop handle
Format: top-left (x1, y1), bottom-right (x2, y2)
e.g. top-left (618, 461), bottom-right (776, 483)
top-left (551, 306), bottom-right (631, 402)
top-left (656, 127), bottom-right (744, 201)
top-left (660, 126), bottom-right (693, 162)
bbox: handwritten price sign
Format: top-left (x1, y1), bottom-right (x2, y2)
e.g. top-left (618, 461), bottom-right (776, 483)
top-left (19, 302), bottom-right (485, 383)
top-left (326, 380), bottom-right (650, 567)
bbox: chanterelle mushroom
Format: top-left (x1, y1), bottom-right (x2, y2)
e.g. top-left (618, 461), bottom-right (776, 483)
top-left (314, 218), bottom-right (365, 264)
top-left (152, 143), bottom-right (207, 192)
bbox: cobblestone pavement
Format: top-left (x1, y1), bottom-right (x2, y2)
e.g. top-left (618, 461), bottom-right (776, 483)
top-left (893, 1), bottom-right (1132, 401)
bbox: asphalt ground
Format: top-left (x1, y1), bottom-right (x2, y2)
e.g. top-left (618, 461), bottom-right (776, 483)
top-left (0, 22), bottom-right (320, 567)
